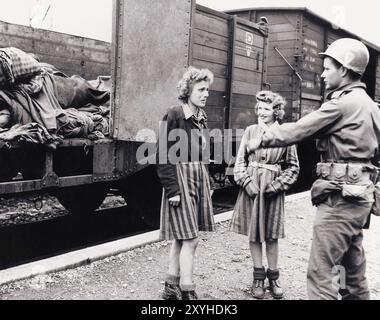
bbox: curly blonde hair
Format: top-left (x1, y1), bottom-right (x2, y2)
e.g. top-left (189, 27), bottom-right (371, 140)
top-left (255, 90), bottom-right (286, 122)
top-left (177, 66), bottom-right (214, 102)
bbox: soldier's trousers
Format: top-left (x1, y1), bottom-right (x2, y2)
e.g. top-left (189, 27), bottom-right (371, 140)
top-left (307, 193), bottom-right (373, 300)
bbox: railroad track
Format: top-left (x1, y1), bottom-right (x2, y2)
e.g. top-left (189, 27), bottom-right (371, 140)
top-left (0, 187), bottom-right (239, 270)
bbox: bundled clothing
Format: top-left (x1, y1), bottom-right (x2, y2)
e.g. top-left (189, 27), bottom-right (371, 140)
top-left (0, 123), bottom-right (61, 149)
top-left (231, 123), bottom-right (299, 243)
top-left (53, 74), bottom-right (110, 109)
top-left (156, 104), bottom-right (215, 240)
top-left (0, 72), bottom-right (62, 131)
top-left (0, 47), bottom-right (42, 88)
top-left (56, 107), bottom-right (109, 140)
top-left (0, 47), bottom-right (111, 145)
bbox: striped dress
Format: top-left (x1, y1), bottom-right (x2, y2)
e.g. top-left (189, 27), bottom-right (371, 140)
top-left (230, 124), bottom-right (299, 243)
top-left (160, 162), bottom-right (215, 240)
top-left (157, 104), bottom-right (215, 241)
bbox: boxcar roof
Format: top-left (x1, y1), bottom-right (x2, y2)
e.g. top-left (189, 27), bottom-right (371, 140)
top-left (225, 7), bottom-right (380, 52)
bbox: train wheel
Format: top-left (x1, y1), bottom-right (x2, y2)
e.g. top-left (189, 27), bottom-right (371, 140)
top-left (121, 166), bottom-right (162, 229)
top-left (55, 184), bottom-right (109, 214)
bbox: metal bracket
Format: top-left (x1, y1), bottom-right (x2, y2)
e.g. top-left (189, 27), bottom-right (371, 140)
top-left (41, 173), bottom-right (59, 188)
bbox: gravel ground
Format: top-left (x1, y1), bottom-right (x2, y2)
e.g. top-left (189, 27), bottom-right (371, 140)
top-left (1, 194), bottom-right (380, 300)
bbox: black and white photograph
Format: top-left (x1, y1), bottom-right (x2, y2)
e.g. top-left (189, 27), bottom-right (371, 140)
top-left (0, 0), bottom-right (380, 308)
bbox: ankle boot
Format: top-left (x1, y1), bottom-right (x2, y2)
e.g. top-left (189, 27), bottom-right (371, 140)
top-left (267, 269), bottom-right (284, 299)
top-left (181, 290), bottom-right (199, 300)
top-left (252, 267), bottom-right (266, 299)
top-left (162, 282), bottom-right (182, 300)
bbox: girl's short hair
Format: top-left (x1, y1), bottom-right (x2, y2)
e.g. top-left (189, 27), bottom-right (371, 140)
top-left (177, 66), bottom-right (214, 102)
top-left (255, 90), bottom-right (286, 122)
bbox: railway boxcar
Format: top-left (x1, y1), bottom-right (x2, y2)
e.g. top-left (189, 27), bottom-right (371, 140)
top-left (0, 0), bottom-right (267, 226)
top-left (227, 7), bottom-right (380, 191)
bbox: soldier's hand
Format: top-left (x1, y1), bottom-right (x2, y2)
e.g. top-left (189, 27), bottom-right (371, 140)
top-left (247, 128), bottom-right (264, 153)
top-left (169, 195), bottom-right (181, 207)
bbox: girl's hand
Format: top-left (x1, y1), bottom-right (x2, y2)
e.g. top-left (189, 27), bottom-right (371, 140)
top-left (169, 195), bottom-right (181, 207)
top-left (264, 183), bottom-right (278, 197)
top-left (245, 181), bottom-right (258, 198)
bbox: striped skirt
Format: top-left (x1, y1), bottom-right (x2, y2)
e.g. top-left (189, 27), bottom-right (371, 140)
top-left (160, 162), bottom-right (215, 240)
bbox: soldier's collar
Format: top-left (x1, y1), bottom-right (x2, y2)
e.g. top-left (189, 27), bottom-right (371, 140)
top-left (326, 81), bottom-right (366, 100)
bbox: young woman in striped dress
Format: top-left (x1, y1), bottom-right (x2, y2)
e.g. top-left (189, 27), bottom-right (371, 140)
top-left (156, 67), bottom-right (216, 300)
top-left (231, 91), bottom-right (299, 299)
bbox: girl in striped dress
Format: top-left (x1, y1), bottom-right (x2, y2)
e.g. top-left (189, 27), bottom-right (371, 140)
top-left (231, 91), bottom-right (299, 299)
top-left (156, 67), bottom-right (216, 300)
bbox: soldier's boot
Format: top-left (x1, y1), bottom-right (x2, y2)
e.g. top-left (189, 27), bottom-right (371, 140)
top-left (267, 269), bottom-right (284, 300)
top-left (252, 267), bottom-right (266, 299)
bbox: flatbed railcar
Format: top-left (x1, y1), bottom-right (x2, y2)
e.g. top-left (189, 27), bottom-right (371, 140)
top-left (0, 0), bottom-right (268, 227)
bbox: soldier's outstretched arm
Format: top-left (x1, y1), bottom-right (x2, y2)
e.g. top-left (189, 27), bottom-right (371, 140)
top-left (262, 100), bottom-right (342, 148)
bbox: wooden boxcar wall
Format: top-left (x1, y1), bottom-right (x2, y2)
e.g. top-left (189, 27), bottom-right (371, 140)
top-left (300, 15), bottom-right (324, 118)
top-left (231, 8), bottom-right (380, 120)
top-left (229, 10), bottom-right (302, 122)
top-left (0, 20), bottom-right (111, 80)
top-left (192, 6), bottom-right (267, 131)
top-left (376, 56), bottom-right (380, 103)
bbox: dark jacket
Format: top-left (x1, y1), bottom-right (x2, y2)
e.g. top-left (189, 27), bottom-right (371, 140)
top-left (156, 104), bottom-right (209, 198)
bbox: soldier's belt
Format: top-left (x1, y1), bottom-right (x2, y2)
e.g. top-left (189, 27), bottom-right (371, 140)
top-left (316, 162), bottom-right (372, 184)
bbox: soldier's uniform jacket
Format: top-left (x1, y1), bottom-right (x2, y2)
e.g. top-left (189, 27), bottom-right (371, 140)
top-left (262, 81), bottom-right (380, 163)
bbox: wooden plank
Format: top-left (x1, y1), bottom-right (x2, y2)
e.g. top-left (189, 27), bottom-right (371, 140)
top-left (207, 91), bottom-right (227, 107)
top-left (267, 65), bottom-right (294, 75)
top-left (303, 18), bottom-right (325, 36)
top-left (192, 44), bottom-right (228, 65)
top-left (192, 59), bottom-right (228, 79)
top-left (230, 108), bottom-right (257, 126)
top-left (0, 21), bottom-right (111, 78)
top-left (0, 35), bottom-right (110, 64)
top-left (204, 106), bottom-right (225, 122)
top-left (233, 68), bottom-right (263, 83)
top-left (267, 39), bottom-right (298, 50)
top-left (207, 120), bottom-right (225, 131)
top-left (266, 74), bottom-right (293, 85)
top-left (303, 29), bottom-right (325, 51)
top-left (0, 34), bottom-right (34, 50)
top-left (232, 81), bottom-right (261, 95)
top-left (268, 47), bottom-right (297, 59)
top-left (211, 77), bottom-right (227, 92)
top-left (232, 93), bottom-right (257, 109)
top-left (193, 29), bottom-right (229, 51)
top-left (269, 23), bottom-right (297, 33)
top-left (234, 43), bottom-right (264, 63)
top-left (302, 70), bottom-right (322, 82)
top-left (33, 42), bottom-right (110, 64)
top-left (0, 22), bottom-right (109, 51)
top-left (271, 31), bottom-right (298, 42)
top-left (301, 92), bottom-right (323, 101)
top-left (234, 55), bottom-right (263, 72)
top-left (194, 11), bottom-right (229, 37)
top-left (257, 12), bottom-right (299, 27)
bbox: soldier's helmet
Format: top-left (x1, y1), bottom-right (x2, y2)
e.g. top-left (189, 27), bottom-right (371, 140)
top-left (319, 38), bottom-right (370, 76)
